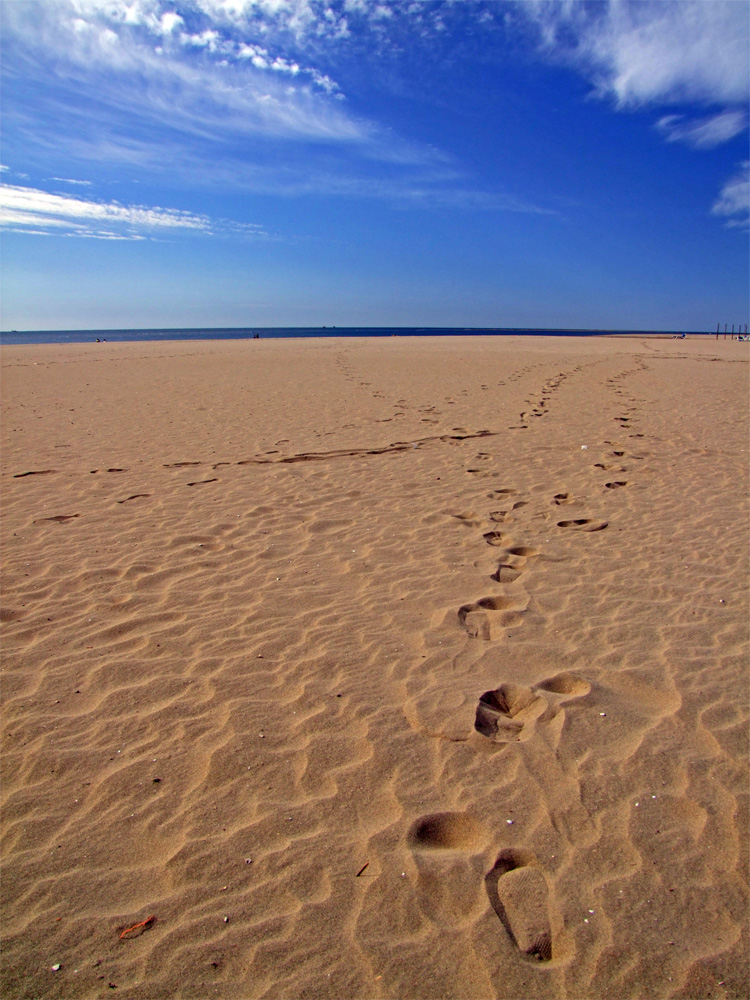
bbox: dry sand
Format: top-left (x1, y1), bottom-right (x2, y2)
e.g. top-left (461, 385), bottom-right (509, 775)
top-left (1, 334), bottom-right (748, 1000)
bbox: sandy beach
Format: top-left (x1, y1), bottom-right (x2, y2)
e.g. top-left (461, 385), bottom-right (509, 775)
top-left (1, 334), bottom-right (748, 1000)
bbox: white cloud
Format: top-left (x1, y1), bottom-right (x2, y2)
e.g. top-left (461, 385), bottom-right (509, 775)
top-left (522, 0), bottom-right (749, 108)
top-left (656, 111), bottom-right (748, 149)
top-left (0, 182), bottom-right (265, 238)
top-left (712, 162), bottom-right (750, 229)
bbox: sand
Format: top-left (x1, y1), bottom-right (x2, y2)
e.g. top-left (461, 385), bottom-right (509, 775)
top-left (1, 334), bottom-right (748, 1000)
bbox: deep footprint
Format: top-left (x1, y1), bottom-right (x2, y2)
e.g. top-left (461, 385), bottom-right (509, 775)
top-left (483, 530), bottom-right (508, 546)
top-left (409, 813), bottom-right (485, 851)
top-left (491, 564), bottom-right (522, 584)
top-left (459, 597), bottom-right (525, 639)
top-left (474, 684), bottom-right (556, 742)
top-left (485, 850), bottom-right (554, 962)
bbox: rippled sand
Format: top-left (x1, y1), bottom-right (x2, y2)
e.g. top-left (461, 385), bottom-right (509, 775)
top-left (1, 335), bottom-right (748, 999)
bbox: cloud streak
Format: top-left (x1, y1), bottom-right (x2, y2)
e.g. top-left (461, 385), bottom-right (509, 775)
top-left (655, 111), bottom-right (749, 150)
top-left (0, 182), bottom-right (264, 239)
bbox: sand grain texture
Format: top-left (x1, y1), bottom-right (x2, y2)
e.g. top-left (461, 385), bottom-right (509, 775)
top-left (1, 335), bottom-right (748, 999)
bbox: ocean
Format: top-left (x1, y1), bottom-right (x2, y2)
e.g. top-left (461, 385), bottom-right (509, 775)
top-left (0, 326), bottom-right (697, 346)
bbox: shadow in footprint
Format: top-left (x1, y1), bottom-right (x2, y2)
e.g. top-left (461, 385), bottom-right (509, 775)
top-left (485, 850), bottom-right (554, 962)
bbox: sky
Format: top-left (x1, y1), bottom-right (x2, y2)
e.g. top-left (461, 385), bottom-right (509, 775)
top-left (1, 0), bottom-right (748, 332)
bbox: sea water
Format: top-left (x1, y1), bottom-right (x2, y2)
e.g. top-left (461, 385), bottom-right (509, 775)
top-left (0, 326), bottom-right (697, 346)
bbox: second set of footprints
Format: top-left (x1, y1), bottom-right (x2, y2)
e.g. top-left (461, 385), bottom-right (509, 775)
top-left (449, 496), bottom-right (537, 642)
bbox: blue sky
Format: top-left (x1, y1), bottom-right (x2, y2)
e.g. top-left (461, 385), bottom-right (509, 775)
top-left (1, 0), bottom-right (748, 331)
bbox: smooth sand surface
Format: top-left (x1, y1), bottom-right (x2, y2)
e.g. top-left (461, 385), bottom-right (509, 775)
top-left (1, 334), bottom-right (748, 1000)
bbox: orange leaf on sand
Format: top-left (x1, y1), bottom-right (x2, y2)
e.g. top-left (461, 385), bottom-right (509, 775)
top-left (119, 915), bottom-right (156, 940)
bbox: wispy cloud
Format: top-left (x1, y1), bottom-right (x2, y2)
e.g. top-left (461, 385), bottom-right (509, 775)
top-left (655, 111), bottom-right (749, 150)
top-left (521, 0), bottom-right (749, 108)
top-left (49, 176), bottom-right (94, 186)
top-left (1, 1), bottom-right (548, 212)
top-left (712, 162), bottom-right (750, 229)
top-left (1, 1), bottom-right (363, 145)
top-left (0, 182), bottom-right (265, 239)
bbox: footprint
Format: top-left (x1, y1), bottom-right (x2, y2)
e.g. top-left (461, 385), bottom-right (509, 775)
top-left (14, 470), bottom-right (56, 478)
top-left (552, 493), bottom-right (574, 505)
top-left (409, 813), bottom-right (485, 851)
top-left (117, 494), bottom-right (152, 504)
top-left (535, 672), bottom-right (590, 699)
top-left (491, 564), bottom-right (522, 584)
top-left (447, 511), bottom-right (483, 528)
top-left (556, 519), bottom-right (608, 532)
top-left (485, 850), bottom-right (554, 962)
top-left (474, 684), bottom-right (557, 742)
top-left (506, 546), bottom-right (537, 558)
top-left (459, 597), bottom-right (526, 639)
top-left (605, 481), bottom-right (628, 489)
top-left (187, 478), bottom-right (218, 486)
top-left (410, 814), bottom-right (489, 927)
top-left (483, 531), bottom-right (508, 547)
